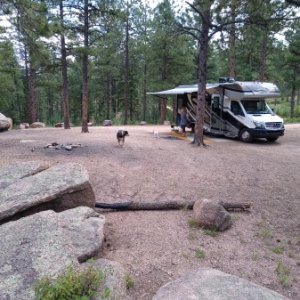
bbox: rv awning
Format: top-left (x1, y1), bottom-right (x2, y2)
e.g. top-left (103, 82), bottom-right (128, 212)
top-left (147, 83), bottom-right (219, 96)
top-left (147, 81), bottom-right (280, 99)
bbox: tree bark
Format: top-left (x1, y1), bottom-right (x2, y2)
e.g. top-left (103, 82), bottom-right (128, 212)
top-left (81, 0), bottom-right (89, 133)
top-left (106, 74), bottom-right (112, 120)
top-left (291, 82), bottom-right (296, 118)
top-left (124, 9), bottom-right (130, 125)
top-left (228, 0), bottom-right (237, 78)
top-left (60, 0), bottom-right (70, 129)
top-left (194, 8), bottom-right (211, 147)
top-left (259, 31), bottom-right (268, 82)
top-left (28, 60), bottom-right (37, 124)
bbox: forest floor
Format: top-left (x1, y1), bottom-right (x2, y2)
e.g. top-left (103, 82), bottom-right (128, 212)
top-left (0, 124), bottom-right (300, 299)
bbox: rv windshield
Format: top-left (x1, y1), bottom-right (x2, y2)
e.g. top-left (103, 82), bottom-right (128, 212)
top-left (241, 100), bottom-right (271, 114)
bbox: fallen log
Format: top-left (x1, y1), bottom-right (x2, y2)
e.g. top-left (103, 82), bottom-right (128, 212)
top-left (95, 200), bottom-right (251, 211)
top-left (220, 201), bottom-right (251, 211)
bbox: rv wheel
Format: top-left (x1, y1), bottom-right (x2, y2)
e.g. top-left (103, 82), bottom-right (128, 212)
top-left (239, 128), bottom-right (252, 143)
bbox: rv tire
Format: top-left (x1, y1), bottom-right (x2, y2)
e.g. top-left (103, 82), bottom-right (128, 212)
top-left (239, 128), bottom-right (252, 143)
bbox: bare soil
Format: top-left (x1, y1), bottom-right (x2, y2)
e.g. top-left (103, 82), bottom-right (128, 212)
top-left (1, 124), bottom-right (300, 299)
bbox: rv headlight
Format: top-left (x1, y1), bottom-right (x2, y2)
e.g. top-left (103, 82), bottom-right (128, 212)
top-left (254, 121), bottom-right (265, 129)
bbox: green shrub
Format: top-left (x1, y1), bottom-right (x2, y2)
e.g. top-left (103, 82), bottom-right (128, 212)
top-left (272, 246), bottom-right (285, 254)
top-left (203, 229), bottom-right (218, 237)
top-left (276, 261), bottom-right (290, 287)
top-left (125, 274), bottom-right (134, 289)
top-left (195, 249), bottom-right (206, 259)
top-left (35, 266), bottom-right (108, 300)
top-left (188, 219), bottom-right (200, 229)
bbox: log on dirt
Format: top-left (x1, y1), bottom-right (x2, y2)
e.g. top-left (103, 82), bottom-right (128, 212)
top-left (95, 200), bottom-right (251, 211)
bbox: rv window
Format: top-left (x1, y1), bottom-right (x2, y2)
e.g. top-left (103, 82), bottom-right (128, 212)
top-left (212, 96), bottom-right (219, 109)
top-left (241, 100), bottom-right (270, 114)
top-left (231, 101), bottom-right (244, 116)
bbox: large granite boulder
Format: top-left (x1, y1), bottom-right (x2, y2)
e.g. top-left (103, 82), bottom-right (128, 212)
top-left (0, 206), bottom-right (105, 300)
top-left (30, 122), bottom-right (45, 128)
top-left (152, 268), bottom-right (288, 300)
top-left (0, 161), bottom-right (49, 189)
top-left (83, 258), bottom-right (129, 300)
top-left (0, 162), bottom-right (95, 223)
top-left (0, 112), bottom-right (10, 132)
top-left (193, 199), bottom-right (232, 231)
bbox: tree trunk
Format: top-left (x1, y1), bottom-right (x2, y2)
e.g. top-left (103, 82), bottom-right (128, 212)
top-left (159, 98), bottom-right (167, 124)
top-left (28, 62), bottom-right (37, 124)
top-left (143, 62), bottom-right (147, 121)
top-left (60, 0), bottom-right (70, 129)
top-left (291, 84), bottom-right (296, 118)
top-left (124, 11), bottom-right (130, 125)
top-left (95, 200), bottom-right (251, 211)
top-left (106, 74), bottom-right (112, 120)
top-left (228, 0), bottom-right (237, 78)
top-left (259, 31), bottom-right (268, 82)
top-left (81, 0), bottom-right (89, 133)
top-left (194, 9), bottom-right (210, 147)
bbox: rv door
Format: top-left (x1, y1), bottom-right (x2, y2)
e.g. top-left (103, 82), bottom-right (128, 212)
top-left (211, 95), bottom-right (223, 133)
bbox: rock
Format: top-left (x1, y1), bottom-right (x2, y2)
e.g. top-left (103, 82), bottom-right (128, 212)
top-left (193, 199), bottom-right (232, 231)
top-left (152, 268), bottom-right (288, 300)
top-left (19, 122), bottom-right (30, 129)
top-left (0, 207), bottom-right (105, 300)
top-left (103, 119), bottom-right (112, 126)
top-left (7, 117), bottom-right (13, 129)
top-left (83, 259), bottom-right (129, 300)
top-left (163, 120), bottom-right (170, 125)
top-left (0, 161), bottom-right (49, 189)
top-left (0, 112), bottom-right (10, 132)
top-left (0, 162), bottom-right (95, 223)
top-left (30, 122), bottom-right (45, 128)
top-left (140, 121), bottom-right (147, 126)
top-left (54, 122), bottom-right (63, 127)
top-left (88, 122), bottom-right (93, 126)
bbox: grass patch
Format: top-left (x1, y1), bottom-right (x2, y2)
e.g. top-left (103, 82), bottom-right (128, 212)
top-left (272, 246), bottom-right (285, 254)
top-left (125, 274), bottom-right (134, 289)
top-left (35, 265), bottom-right (109, 300)
top-left (188, 219), bottom-right (200, 229)
top-left (195, 249), bottom-right (206, 259)
top-left (256, 220), bottom-right (273, 239)
top-left (203, 228), bottom-right (219, 237)
top-left (276, 261), bottom-right (291, 287)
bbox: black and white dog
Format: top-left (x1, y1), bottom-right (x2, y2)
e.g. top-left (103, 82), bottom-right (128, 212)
top-left (116, 129), bottom-right (129, 146)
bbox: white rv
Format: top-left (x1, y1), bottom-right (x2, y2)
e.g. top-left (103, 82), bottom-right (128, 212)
top-left (149, 79), bottom-right (285, 142)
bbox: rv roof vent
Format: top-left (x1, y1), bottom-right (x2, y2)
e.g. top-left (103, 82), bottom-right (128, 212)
top-left (219, 77), bottom-right (235, 83)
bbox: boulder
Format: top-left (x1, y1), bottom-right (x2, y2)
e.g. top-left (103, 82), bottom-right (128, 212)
top-left (30, 122), bottom-right (45, 128)
top-left (193, 199), bottom-right (232, 231)
top-left (103, 119), bottom-right (112, 126)
top-left (140, 121), bottom-right (147, 126)
top-left (0, 162), bottom-right (95, 223)
top-left (152, 268), bottom-right (288, 300)
top-left (0, 207), bottom-right (105, 300)
top-left (7, 117), bottom-right (13, 129)
top-left (163, 120), bottom-right (171, 126)
top-left (0, 161), bottom-right (49, 189)
top-left (54, 122), bottom-right (63, 127)
top-left (0, 112), bottom-right (10, 132)
top-left (83, 259), bottom-right (129, 300)
top-left (19, 122), bottom-right (30, 129)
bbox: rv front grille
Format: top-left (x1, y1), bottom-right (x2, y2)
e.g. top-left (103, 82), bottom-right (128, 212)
top-left (265, 122), bottom-right (282, 129)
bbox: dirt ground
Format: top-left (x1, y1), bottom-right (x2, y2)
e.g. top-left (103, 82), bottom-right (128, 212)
top-left (0, 124), bottom-right (300, 299)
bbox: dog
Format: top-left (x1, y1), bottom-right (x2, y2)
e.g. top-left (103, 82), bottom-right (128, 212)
top-left (116, 129), bottom-right (129, 146)
top-left (153, 130), bottom-right (160, 138)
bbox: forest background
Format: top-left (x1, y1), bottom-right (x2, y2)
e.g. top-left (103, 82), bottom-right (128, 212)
top-left (0, 0), bottom-right (300, 129)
